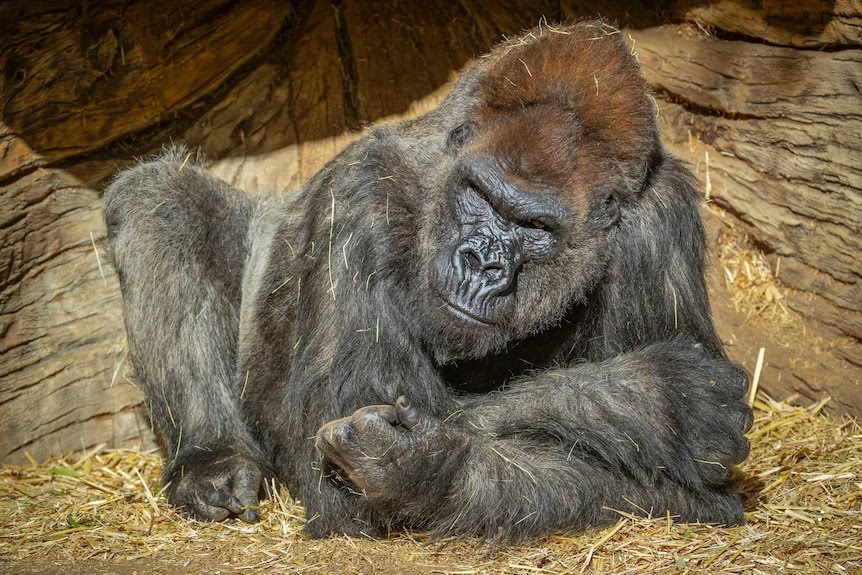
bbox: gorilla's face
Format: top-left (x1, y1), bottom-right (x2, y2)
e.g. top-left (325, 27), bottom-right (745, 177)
top-left (422, 116), bottom-right (624, 362)
top-left (430, 154), bottom-right (568, 327)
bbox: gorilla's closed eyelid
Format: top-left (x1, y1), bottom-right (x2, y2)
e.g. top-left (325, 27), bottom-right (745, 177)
top-left (504, 196), bottom-right (564, 232)
top-left (464, 178), bottom-right (531, 223)
top-left (466, 179), bottom-right (490, 202)
top-left (463, 167), bottom-right (567, 229)
top-left (521, 218), bottom-right (551, 231)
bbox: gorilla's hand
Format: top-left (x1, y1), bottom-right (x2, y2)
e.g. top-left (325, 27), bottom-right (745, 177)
top-left (167, 450), bottom-right (264, 523)
top-left (577, 344), bottom-right (753, 487)
top-left (669, 349), bottom-right (753, 485)
top-left (315, 397), bottom-right (467, 512)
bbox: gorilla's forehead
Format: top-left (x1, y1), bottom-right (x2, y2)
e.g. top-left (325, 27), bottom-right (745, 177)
top-left (419, 21), bottom-right (658, 204)
top-left (475, 103), bottom-right (582, 192)
top-left (474, 23), bottom-right (656, 161)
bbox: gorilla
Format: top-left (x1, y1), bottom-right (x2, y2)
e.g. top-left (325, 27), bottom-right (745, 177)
top-left (104, 21), bottom-right (753, 541)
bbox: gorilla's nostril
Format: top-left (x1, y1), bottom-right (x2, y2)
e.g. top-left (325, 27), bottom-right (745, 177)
top-left (463, 250), bottom-right (481, 270)
top-left (463, 251), bottom-right (504, 278)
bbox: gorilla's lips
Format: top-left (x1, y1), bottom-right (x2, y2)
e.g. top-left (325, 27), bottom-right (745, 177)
top-left (441, 297), bottom-right (496, 326)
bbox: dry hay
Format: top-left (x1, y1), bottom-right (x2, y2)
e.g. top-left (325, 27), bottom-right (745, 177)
top-left (718, 240), bottom-right (792, 326)
top-left (693, 140), bottom-right (793, 329)
top-left (1, 394), bottom-right (859, 574)
top-left (708, 208), bottom-right (794, 329)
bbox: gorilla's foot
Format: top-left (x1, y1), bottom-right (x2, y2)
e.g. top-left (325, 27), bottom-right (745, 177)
top-left (167, 450), bottom-right (264, 523)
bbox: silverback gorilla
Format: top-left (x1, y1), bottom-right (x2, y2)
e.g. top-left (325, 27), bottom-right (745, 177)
top-left (104, 21), bottom-right (753, 541)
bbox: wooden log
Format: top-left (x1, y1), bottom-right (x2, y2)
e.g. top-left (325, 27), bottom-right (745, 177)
top-left (0, 167), bottom-right (153, 462)
top-left (338, 0), bottom-right (560, 124)
top-left (676, 0), bottom-right (862, 48)
top-left (0, 0), bottom-right (292, 180)
top-left (195, 0), bottom-right (356, 192)
top-left (628, 24), bottom-right (862, 341)
top-left (702, 212), bottom-right (862, 414)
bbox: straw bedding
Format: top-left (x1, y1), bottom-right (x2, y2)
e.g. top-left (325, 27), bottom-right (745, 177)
top-left (1, 392), bottom-right (859, 574)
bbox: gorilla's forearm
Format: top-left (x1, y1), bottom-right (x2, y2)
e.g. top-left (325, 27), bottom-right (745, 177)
top-left (423, 435), bottom-right (744, 541)
top-left (459, 339), bottom-right (752, 489)
top-left (314, 339), bottom-right (751, 540)
top-left (316, 394), bottom-right (747, 541)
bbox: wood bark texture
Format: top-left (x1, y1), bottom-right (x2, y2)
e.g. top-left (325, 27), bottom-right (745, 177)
top-left (628, 24), bottom-right (862, 342)
top-left (1, 0), bottom-right (859, 463)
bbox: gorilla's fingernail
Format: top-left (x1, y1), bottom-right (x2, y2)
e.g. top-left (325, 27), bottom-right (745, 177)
top-left (397, 396), bottom-right (411, 409)
top-left (240, 508), bottom-right (260, 523)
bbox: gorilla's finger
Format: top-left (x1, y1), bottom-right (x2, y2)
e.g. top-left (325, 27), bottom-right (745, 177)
top-left (736, 404), bottom-right (754, 433)
top-left (316, 418), bottom-right (355, 452)
top-left (352, 405), bottom-right (398, 430)
top-left (233, 497), bottom-right (260, 523)
top-left (231, 465), bottom-right (263, 523)
top-left (395, 396), bottom-right (428, 430)
top-left (202, 482), bottom-right (260, 523)
top-left (188, 498), bottom-right (232, 522)
top-left (238, 506), bottom-right (260, 523)
top-left (314, 428), bottom-right (357, 474)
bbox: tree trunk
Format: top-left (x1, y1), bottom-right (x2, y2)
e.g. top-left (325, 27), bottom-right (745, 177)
top-left (627, 23), bottom-right (862, 341)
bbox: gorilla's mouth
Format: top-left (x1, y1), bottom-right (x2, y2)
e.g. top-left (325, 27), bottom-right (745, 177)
top-left (441, 298), bottom-right (496, 326)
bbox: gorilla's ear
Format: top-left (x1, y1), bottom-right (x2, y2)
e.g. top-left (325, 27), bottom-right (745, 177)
top-left (446, 122), bottom-right (476, 153)
top-left (591, 190), bottom-right (621, 230)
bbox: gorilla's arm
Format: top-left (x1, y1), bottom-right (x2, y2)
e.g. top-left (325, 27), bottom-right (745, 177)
top-left (104, 150), bottom-right (268, 523)
top-left (315, 340), bottom-right (751, 541)
top-left (462, 342), bottom-right (752, 489)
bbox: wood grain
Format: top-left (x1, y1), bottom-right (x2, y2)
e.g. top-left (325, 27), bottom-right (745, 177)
top-left (2, 0), bottom-right (860, 463)
top-left (677, 0), bottom-right (862, 48)
top-left (0, 167), bottom-right (152, 461)
top-left (0, 0), bottom-right (291, 180)
top-left (629, 24), bottom-right (862, 341)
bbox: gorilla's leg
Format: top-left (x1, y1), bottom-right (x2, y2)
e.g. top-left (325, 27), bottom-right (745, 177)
top-left (104, 148), bottom-right (265, 522)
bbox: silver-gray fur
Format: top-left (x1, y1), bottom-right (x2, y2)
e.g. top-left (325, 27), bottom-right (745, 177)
top-left (103, 22), bottom-right (752, 541)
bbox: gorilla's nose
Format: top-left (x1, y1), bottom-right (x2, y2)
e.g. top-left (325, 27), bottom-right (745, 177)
top-left (461, 246), bottom-right (503, 277)
top-left (457, 243), bottom-right (518, 296)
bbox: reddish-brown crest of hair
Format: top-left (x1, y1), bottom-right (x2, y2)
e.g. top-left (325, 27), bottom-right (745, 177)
top-left (474, 22), bottom-right (656, 203)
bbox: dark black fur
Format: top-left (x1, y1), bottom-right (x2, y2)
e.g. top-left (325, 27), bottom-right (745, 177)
top-left (104, 22), bottom-right (752, 541)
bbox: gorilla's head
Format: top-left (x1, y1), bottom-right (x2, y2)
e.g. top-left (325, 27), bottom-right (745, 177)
top-left (398, 23), bottom-right (660, 362)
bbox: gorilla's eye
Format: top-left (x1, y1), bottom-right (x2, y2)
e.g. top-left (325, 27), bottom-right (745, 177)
top-left (467, 181), bottom-right (491, 205)
top-left (523, 219), bottom-right (548, 230)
